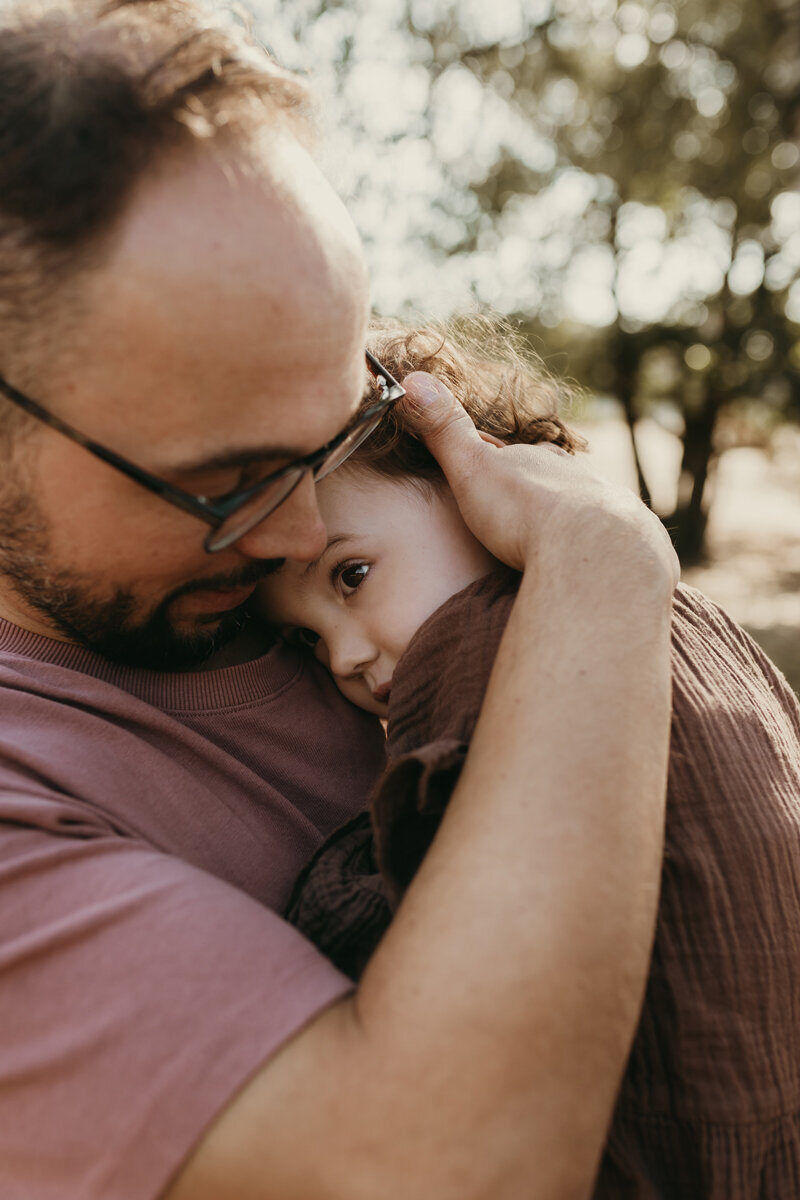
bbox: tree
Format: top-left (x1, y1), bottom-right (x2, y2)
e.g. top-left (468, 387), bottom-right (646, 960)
top-left (432, 0), bottom-right (800, 559)
top-left (251, 0), bottom-right (800, 559)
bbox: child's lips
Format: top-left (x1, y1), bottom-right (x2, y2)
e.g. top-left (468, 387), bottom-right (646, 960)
top-left (371, 682), bottom-right (391, 705)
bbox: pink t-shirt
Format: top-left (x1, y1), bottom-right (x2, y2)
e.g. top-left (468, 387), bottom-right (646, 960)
top-left (0, 618), bottom-right (386, 1200)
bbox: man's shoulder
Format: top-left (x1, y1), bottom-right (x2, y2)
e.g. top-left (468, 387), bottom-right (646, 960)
top-left (0, 640), bottom-right (386, 910)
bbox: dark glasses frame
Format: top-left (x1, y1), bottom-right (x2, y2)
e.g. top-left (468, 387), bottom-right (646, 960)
top-left (0, 350), bottom-right (405, 553)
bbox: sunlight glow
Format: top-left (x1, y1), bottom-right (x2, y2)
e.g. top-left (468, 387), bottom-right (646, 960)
top-left (245, 0), bottom-right (797, 326)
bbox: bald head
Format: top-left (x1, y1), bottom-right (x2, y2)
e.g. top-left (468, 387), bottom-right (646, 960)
top-left (58, 131), bottom-right (371, 462)
top-left (0, 0), bottom-right (317, 397)
top-left (104, 132), bottom-right (369, 369)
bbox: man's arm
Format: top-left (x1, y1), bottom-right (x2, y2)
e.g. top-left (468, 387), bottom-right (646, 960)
top-left (166, 380), bottom-right (677, 1200)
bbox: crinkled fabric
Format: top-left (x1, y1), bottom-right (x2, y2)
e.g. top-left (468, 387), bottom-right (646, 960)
top-left (287, 574), bottom-right (800, 1198)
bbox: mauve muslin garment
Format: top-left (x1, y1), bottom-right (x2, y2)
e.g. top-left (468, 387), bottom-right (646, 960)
top-left (0, 618), bottom-right (385, 1200)
top-left (287, 576), bottom-right (800, 1198)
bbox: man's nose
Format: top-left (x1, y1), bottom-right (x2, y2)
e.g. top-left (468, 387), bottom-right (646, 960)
top-left (233, 474), bottom-right (328, 563)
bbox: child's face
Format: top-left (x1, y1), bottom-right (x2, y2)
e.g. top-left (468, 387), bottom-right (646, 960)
top-left (256, 467), bottom-right (498, 715)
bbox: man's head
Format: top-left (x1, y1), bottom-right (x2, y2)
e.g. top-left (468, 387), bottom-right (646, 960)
top-left (0, 0), bottom-right (372, 669)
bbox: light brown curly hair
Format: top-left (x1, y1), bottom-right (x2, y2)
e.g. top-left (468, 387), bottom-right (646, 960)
top-left (354, 316), bottom-right (587, 489)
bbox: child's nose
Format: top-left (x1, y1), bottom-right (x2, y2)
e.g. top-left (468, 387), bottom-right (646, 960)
top-left (329, 630), bottom-right (378, 680)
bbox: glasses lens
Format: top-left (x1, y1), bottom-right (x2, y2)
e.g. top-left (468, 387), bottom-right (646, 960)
top-left (204, 468), bottom-right (305, 552)
top-left (314, 412), bottom-right (384, 483)
top-left (202, 365), bottom-right (401, 553)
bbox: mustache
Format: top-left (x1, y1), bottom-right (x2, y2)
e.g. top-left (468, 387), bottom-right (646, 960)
top-left (174, 559), bottom-right (286, 600)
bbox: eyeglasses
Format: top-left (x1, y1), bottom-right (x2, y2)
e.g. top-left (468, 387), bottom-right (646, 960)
top-left (0, 350), bottom-right (405, 553)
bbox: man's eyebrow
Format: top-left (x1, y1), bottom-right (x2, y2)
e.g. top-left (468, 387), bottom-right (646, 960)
top-left (169, 444), bottom-right (305, 476)
top-left (169, 389), bottom-right (369, 476)
top-left (303, 533), bottom-right (352, 578)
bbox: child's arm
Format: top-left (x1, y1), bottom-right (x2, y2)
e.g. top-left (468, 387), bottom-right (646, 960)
top-left (167, 385), bottom-right (676, 1200)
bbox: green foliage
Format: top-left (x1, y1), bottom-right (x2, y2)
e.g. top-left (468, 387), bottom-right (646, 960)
top-left (251, 0), bottom-right (800, 559)
top-left (432, 0), bottom-right (800, 556)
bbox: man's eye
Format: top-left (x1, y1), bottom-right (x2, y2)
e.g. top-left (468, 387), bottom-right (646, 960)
top-left (196, 461), bottom-right (284, 502)
top-left (190, 473), bottom-right (241, 501)
top-left (336, 562), bottom-right (370, 594)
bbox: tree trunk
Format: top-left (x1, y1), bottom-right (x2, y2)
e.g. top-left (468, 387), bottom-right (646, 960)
top-left (666, 398), bottom-right (719, 564)
top-left (619, 384), bottom-right (652, 509)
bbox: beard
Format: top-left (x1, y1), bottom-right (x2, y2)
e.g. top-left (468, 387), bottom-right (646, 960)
top-left (0, 486), bottom-right (283, 671)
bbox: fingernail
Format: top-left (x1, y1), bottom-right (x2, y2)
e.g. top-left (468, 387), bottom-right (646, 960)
top-left (405, 372), bottom-right (445, 408)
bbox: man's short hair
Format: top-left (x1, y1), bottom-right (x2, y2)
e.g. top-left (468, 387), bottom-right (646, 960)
top-left (0, 0), bottom-right (311, 401)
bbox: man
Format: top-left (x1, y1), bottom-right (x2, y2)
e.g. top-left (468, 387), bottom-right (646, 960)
top-left (0, 2), bottom-right (677, 1197)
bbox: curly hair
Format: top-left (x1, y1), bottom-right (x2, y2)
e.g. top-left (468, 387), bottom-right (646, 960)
top-left (356, 317), bottom-right (587, 489)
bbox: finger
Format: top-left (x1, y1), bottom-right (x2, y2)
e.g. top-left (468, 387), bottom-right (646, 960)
top-left (400, 372), bottom-right (486, 480)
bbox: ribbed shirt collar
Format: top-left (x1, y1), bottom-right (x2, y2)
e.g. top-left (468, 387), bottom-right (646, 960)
top-left (0, 617), bottom-right (298, 712)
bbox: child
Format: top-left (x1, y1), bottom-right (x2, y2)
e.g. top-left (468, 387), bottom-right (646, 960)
top-left (256, 321), bottom-right (800, 1199)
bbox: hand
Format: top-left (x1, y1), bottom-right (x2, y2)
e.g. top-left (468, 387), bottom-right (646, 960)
top-left (401, 372), bottom-right (679, 588)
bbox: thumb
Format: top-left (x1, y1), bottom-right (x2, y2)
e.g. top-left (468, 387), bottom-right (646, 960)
top-left (400, 372), bottom-right (485, 480)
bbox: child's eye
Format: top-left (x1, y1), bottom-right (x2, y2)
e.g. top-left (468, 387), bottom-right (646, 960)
top-left (292, 628), bottom-right (320, 650)
top-left (334, 561), bottom-right (370, 595)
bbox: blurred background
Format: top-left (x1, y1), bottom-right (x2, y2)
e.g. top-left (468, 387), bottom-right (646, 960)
top-left (245, 0), bottom-right (800, 690)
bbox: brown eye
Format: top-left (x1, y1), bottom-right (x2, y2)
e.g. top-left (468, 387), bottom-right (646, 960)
top-left (338, 563), bottom-right (370, 593)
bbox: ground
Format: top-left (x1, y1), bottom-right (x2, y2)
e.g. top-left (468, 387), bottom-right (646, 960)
top-left (579, 418), bottom-right (800, 697)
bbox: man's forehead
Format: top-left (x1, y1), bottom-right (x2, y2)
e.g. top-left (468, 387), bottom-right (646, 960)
top-left (107, 134), bottom-right (368, 323)
top-left (54, 138), bottom-right (370, 457)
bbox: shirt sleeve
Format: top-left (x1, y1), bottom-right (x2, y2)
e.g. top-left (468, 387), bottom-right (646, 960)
top-left (0, 822), bottom-right (353, 1200)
